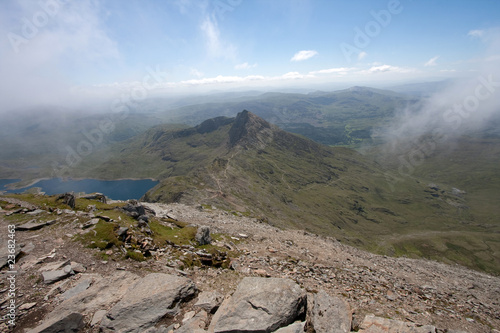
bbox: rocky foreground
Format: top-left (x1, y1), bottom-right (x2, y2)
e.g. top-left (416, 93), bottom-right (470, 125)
top-left (0, 195), bottom-right (499, 333)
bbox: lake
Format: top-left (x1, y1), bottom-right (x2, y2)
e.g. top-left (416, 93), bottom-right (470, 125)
top-left (0, 178), bottom-right (159, 201)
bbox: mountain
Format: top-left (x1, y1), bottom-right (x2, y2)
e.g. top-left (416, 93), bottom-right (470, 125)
top-left (73, 111), bottom-right (500, 274)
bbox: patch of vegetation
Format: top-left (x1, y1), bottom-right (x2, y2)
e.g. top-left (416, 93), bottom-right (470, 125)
top-left (77, 221), bottom-right (122, 250)
top-left (126, 250), bottom-right (145, 261)
top-left (149, 220), bottom-right (197, 246)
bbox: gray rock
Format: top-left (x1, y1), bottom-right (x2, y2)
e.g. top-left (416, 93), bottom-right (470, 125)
top-left (20, 242), bottom-right (35, 255)
top-left (29, 272), bottom-right (140, 332)
top-left (57, 192), bottom-right (76, 209)
top-left (82, 218), bottom-right (100, 229)
top-left (305, 290), bottom-right (351, 333)
top-left (138, 214), bottom-right (149, 222)
top-left (196, 226), bottom-right (211, 245)
top-left (70, 261), bottom-right (86, 273)
top-left (122, 201), bottom-right (146, 219)
top-left (194, 290), bottom-right (224, 313)
top-left (25, 312), bottom-right (84, 333)
top-left (117, 226), bottom-right (129, 239)
top-left (42, 265), bottom-right (74, 284)
top-left (26, 209), bottom-right (45, 215)
top-left (212, 277), bottom-right (306, 333)
top-left (274, 321), bottom-right (305, 333)
top-left (16, 219), bottom-right (57, 231)
top-left (358, 314), bottom-right (436, 333)
top-left (61, 279), bottom-right (91, 300)
top-left (100, 273), bottom-right (196, 333)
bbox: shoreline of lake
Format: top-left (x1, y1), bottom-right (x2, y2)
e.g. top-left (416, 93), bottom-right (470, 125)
top-left (1, 178), bottom-right (159, 201)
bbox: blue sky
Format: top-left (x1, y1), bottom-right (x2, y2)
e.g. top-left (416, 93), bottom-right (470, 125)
top-left (1, 0), bottom-right (500, 110)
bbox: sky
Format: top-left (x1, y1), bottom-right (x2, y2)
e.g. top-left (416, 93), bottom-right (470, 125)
top-left (1, 0), bottom-right (500, 111)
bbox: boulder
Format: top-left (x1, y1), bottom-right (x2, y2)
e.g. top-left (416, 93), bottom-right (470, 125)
top-left (57, 192), bottom-right (75, 209)
top-left (196, 226), bottom-right (211, 245)
top-left (28, 272), bottom-right (140, 332)
top-left (212, 277), bottom-right (306, 333)
top-left (25, 312), bottom-right (84, 333)
top-left (358, 314), bottom-right (436, 333)
top-left (305, 290), bottom-right (351, 333)
top-left (100, 273), bottom-right (197, 332)
top-left (121, 200), bottom-right (146, 219)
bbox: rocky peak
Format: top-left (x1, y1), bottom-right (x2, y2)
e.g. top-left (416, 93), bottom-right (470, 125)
top-left (229, 110), bottom-right (275, 148)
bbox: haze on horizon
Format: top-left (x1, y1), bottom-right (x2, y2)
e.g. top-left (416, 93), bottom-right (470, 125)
top-left (1, 0), bottom-right (500, 114)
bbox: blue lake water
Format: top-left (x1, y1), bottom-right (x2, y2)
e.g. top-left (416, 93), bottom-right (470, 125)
top-left (1, 178), bottom-right (159, 200)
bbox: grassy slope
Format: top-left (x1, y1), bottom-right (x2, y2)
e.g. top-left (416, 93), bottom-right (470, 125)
top-left (366, 136), bottom-right (500, 274)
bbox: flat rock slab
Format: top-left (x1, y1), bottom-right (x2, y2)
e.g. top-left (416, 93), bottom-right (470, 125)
top-left (16, 219), bottom-right (57, 231)
top-left (212, 277), bottom-right (306, 333)
top-left (39, 260), bottom-right (71, 272)
top-left (42, 265), bottom-right (74, 284)
top-left (306, 290), bottom-right (351, 333)
top-left (62, 279), bottom-right (92, 300)
top-left (25, 312), bottom-right (84, 333)
top-left (358, 314), bottom-right (436, 333)
top-left (100, 273), bottom-right (196, 333)
top-left (28, 272), bottom-right (140, 332)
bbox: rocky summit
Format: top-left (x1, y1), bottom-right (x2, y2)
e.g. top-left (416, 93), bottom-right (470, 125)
top-left (0, 194), bottom-right (499, 333)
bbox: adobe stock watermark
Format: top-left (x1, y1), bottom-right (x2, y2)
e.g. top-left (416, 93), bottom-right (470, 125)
top-left (385, 74), bottom-right (500, 191)
top-left (212, 0), bottom-right (243, 21)
top-left (51, 66), bottom-right (169, 178)
top-left (340, 0), bottom-right (404, 63)
top-left (7, 0), bottom-right (69, 53)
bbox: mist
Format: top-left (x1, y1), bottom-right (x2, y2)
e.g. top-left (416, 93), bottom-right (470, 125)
top-left (375, 28), bottom-right (500, 151)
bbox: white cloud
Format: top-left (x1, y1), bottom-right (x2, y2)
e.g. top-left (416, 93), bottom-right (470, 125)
top-left (358, 51), bottom-right (368, 60)
top-left (290, 50), bottom-right (318, 62)
top-left (0, 1), bottom-right (121, 110)
top-left (365, 64), bottom-right (415, 74)
top-left (234, 62), bottom-right (257, 70)
top-left (468, 29), bottom-right (484, 38)
top-left (424, 55), bottom-right (439, 67)
top-left (309, 67), bottom-right (357, 75)
top-left (200, 15), bottom-right (237, 60)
